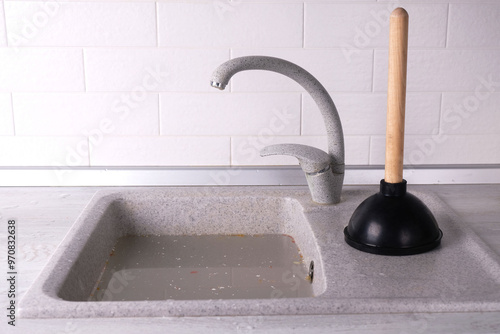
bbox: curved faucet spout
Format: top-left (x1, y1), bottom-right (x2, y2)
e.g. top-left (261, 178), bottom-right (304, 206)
top-left (210, 56), bottom-right (344, 173)
top-left (210, 56), bottom-right (345, 204)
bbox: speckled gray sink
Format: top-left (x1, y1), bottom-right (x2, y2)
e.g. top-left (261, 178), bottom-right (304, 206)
top-left (20, 187), bottom-right (500, 318)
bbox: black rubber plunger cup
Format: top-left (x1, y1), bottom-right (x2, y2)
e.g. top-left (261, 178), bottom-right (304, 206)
top-left (344, 179), bottom-right (443, 255)
top-left (344, 8), bottom-right (442, 256)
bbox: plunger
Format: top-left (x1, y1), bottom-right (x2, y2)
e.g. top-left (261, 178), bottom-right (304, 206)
top-left (343, 8), bottom-right (443, 256)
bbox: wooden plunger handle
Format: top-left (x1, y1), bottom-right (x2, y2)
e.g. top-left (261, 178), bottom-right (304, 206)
top-left (385, 8), bottom-right (409, 184)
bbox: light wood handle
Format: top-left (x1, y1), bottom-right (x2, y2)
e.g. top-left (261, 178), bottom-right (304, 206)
top-left (385, 8), bottom-right (409, 184)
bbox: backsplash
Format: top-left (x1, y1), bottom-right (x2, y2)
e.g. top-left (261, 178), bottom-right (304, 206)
top-left (1, 0), bottom-right (499, 168)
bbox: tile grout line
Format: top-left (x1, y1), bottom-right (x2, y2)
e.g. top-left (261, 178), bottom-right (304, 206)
top-left (302, 2), bottom-right (305, 49)
top-left (438, 92), bottom-right (444, 135)
top-left (74, 90), bottom-right (498, 94)
top-left (229, 137), bottom-right (233, 167)
top-left (82, 49), bottom-right (87, 92)
top-left (368, 136), bottom-right (373, 165)
top-left (9, 93), bottom-right (16, 136)
top-left (371, 50), bottom-right (375, 93)
top-left (155, 2), bottom-right (160, 47)
top-left (2, 0), bottom-right (8, 46)
top-left (157, 93), bottom-right (161, 135)
top-left (445, 3), bottom-right (451, 48)
top-left (5, 46), bottom-right (500, 51)
top-left (299, 93), bottom-right (303, 135)
top-left (87, 136), bottom-right (92, 167)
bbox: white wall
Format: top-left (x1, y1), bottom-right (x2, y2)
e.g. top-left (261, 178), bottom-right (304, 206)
top-left (1, 0), bottom-right (499, 168)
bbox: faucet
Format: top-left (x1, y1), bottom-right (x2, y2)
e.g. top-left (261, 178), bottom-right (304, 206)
top-left (210, 56), bottom-right (345, 204)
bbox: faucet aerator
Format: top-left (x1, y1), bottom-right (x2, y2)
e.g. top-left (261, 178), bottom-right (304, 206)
top-left (210, 81), bottom-right (226, 90)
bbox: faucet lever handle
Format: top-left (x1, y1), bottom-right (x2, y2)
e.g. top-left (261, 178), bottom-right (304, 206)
top-left (260, 144), bottom-right (332, 174)
top-left (261, 143), bottom-right (340, 204)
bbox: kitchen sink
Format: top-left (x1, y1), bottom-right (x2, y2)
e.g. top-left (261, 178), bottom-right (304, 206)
top-left (20, 186), bottom-right (500, 318)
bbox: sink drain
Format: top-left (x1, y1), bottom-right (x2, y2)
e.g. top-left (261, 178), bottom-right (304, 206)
top-left (308, 261), bottom-right (314, 283)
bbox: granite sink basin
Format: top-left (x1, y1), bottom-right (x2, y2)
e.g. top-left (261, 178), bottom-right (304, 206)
top-left (20, 186), bottom-right (500, 318)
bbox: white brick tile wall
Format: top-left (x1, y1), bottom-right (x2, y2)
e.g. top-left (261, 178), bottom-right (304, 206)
top-left (370, 135), bottom-right (500, 165)
top-left (345, 136), bottom-right (371, 166)
top-left (0, 136), bottom-right (89, 166)
top-left (232, 135), bottom-right (369, 166)
top-left (0, 1), bottom-right (498, 168)
top-left (303, 93), bottom-right (441, 136)
top-left (160, 93), bottom-right (300, 136)
top-left (12, 93), bottom-right (159, 135)
top-left (231, 48), bottom-right (373, 92)
top-left (0, 94), bottom-right (14, 135)
top-left (84, 48), bottom-right (229, 92)
top-left (4, 2), bottom-right (156, 47)
top-left (305, 3), bottom-right (448, 48)
top-left (448, 4), bottom-right (500, 47)
top-left (441, 93), bottom-right (500, 135)
top-left (0, 48), bottom-right (84, 91)
top-left (158, 3), bottom-right (303, 48)
top-left (90, 136), bottom-right (230, 166)
top-left (374, 50), bottom-right (500, 92)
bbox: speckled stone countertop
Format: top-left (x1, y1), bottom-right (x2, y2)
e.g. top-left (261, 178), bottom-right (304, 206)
top-left (1, 185), bottom-right (500, 334)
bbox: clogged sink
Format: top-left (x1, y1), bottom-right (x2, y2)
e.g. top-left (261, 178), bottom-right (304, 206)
top-left (20, 187), bottom-right (325, 318)
top-left (20, 186), bottom-right (500, 318)
top-left (88, 233), bottom-right (314, 301)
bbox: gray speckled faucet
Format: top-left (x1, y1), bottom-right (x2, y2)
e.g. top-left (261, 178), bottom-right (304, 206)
top-left (210, 56), bottom-right (345, 204)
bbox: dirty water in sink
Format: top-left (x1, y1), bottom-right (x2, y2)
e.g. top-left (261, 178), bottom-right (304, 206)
top-left (89, 234), bottom-right (313, 301)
